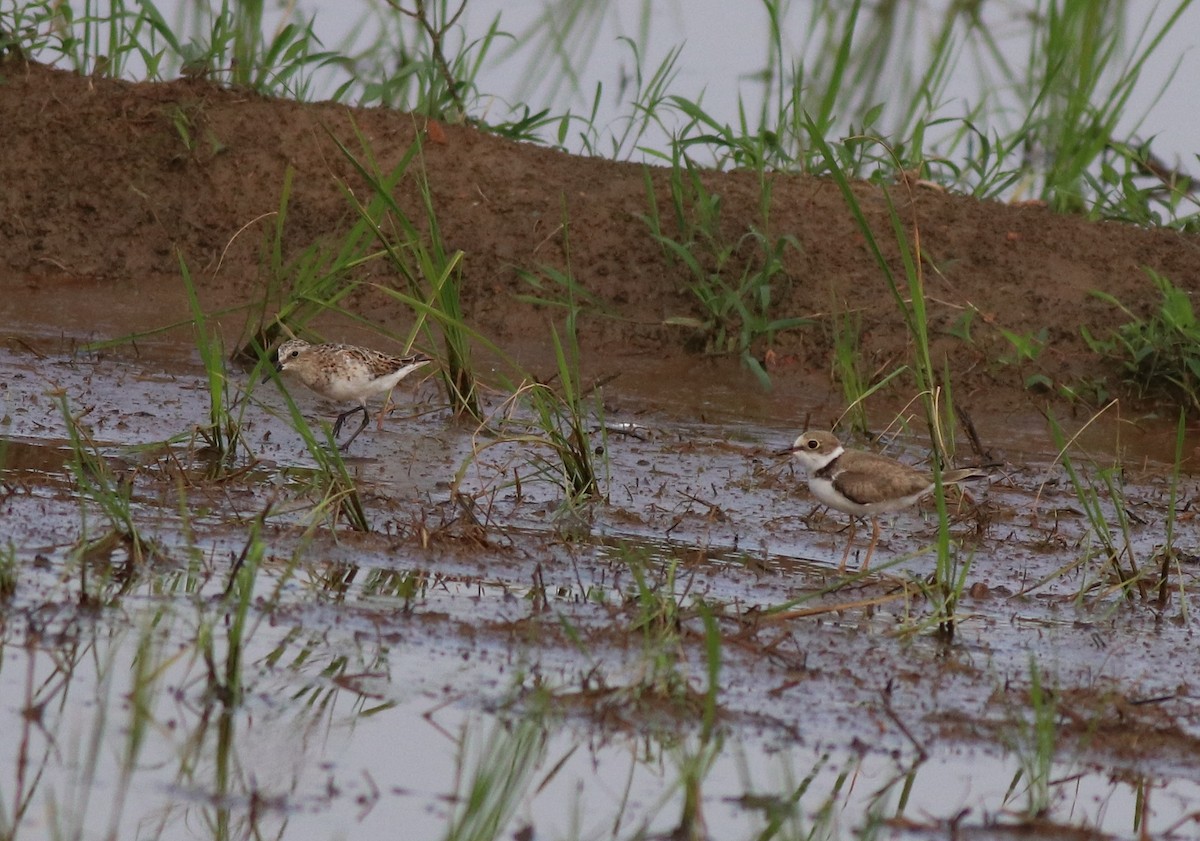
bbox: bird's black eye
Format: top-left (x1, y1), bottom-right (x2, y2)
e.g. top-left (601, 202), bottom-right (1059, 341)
top-left (289, 350), bottom-right (300, 358)
top-left (806, 439), bottom-right (818, 449)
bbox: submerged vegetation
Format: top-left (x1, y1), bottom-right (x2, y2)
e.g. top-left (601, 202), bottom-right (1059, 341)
top-left (3, 0), bottom-right (1200, 839)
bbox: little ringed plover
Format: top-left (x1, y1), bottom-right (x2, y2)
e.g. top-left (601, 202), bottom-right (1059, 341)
top-left (781, 429), bottom-right (987, 571)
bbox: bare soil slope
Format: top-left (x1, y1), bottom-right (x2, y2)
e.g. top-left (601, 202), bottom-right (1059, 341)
top-left (3, 59), bottom-right (1199, 411)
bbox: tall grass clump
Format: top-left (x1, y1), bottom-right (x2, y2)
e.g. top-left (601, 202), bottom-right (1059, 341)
top-left (806, 122), bottom-right (974, 633)
top-left (3, 0), bottom-right (340, 96)
top-left (1002, 656), bottom-right (1060, 819)
top-left (448, 353), bottom-right (607, 514)
top-left (459, 260), bottom-right (605, 508)
top-left (524, 326), bottom-right (603, 502)
top-left (1157, 409), bottom-right (1188, 613)
top-left (273, 383), bottom-right (370, 532)
top-left (180, 252), bottom-right (253, 473)
top-left (574, 40), bottom-right (684, 159)
top-left (641, 145), bottom-right (809, 386)
top-left (454, 336), bottom-right (605, 509)
top-left (509, 215), bottom-right (605, 504)
top-left (1083, 269), bottom-right (1200, 412)
top-left (610, 1), bottom-right (1194, 225)
top-left (9, 0), bottom-right (161, 79)
top-left (1020, 0), bottom-right (1192, 217)
top-left (236, 163), bottom-right (400, 366)
top-left (1045, 408), bottom-right (1145, 601)
top-left (349, 0), bottom-right (507, 120)
top-left (329, 125), bottom-right (482, 421)
top-left (623, 547), bottom-right (687, 698)
top-left (57, 393), bottom-right (160, 568)
top-left (145, 0), bottom-right (341, 97)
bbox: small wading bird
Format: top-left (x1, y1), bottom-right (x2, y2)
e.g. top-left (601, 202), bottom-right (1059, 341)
top-left (780, 429), bottom-right (987, 571)
top-left (267, 339), bottom-right (433, 451)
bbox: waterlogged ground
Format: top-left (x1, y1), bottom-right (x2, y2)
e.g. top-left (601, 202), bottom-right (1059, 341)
top-left (6, 58), bottom-right (1200, 841)
top-left (4, 329), bottom-right (1200, 840)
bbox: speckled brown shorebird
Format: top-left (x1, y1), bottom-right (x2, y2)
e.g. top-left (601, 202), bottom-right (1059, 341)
top-left (269, 339), bottom-right (433, 450)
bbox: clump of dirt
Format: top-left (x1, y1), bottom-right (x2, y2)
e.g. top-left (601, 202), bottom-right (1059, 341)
top-left (2, 58), bottom-right (1198, 414)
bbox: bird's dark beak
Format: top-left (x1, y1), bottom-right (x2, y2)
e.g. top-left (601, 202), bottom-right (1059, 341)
top-left (774, 446), bottom-right (796, 457)
top-left (262, 358), bottom-right (282, 384)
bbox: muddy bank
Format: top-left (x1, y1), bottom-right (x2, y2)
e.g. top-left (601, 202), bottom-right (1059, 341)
top-left (4, 58), bottom-right (1200, 416)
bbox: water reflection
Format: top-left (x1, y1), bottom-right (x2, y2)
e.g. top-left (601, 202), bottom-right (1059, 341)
top-left (0, 589), bottom-right (1195, 840)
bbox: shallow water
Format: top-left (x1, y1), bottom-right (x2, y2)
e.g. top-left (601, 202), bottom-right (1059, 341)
top-left (3, 330), bottom-right (1200, 839)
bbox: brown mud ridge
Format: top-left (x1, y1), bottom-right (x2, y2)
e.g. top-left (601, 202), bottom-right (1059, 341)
top-left (3, 57), bottom-right (1200, 418)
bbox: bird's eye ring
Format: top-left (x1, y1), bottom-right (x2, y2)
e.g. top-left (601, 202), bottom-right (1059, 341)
top-left (806, 439), bottom-right (818, 449)
top-left (289, 350), bottom-right (300, 358)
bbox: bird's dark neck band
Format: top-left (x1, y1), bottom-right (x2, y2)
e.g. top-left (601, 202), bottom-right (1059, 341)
top-left (815, 454), bottom-right (842, 480)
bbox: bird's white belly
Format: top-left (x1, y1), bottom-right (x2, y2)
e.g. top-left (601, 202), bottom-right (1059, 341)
top-left (808, 477), bottom-right (927, 516)
top-left (322, 374), bottom-right (377, 402)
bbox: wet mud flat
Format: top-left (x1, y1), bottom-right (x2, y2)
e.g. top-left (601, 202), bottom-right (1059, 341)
top-left (4, 335), bottom-right (1200, 840)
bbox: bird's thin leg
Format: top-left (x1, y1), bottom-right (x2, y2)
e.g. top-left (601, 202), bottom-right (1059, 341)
top-left (861, 517), bottom-right (882, 570)
top-left (337, 406), bottom-right (370, 451)
top-left (332, 405), bottom-right (368, 447)
top-left (837, 517), bottom-right (858, 572)
top-left (332, 408), bottom-right (350, 438)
